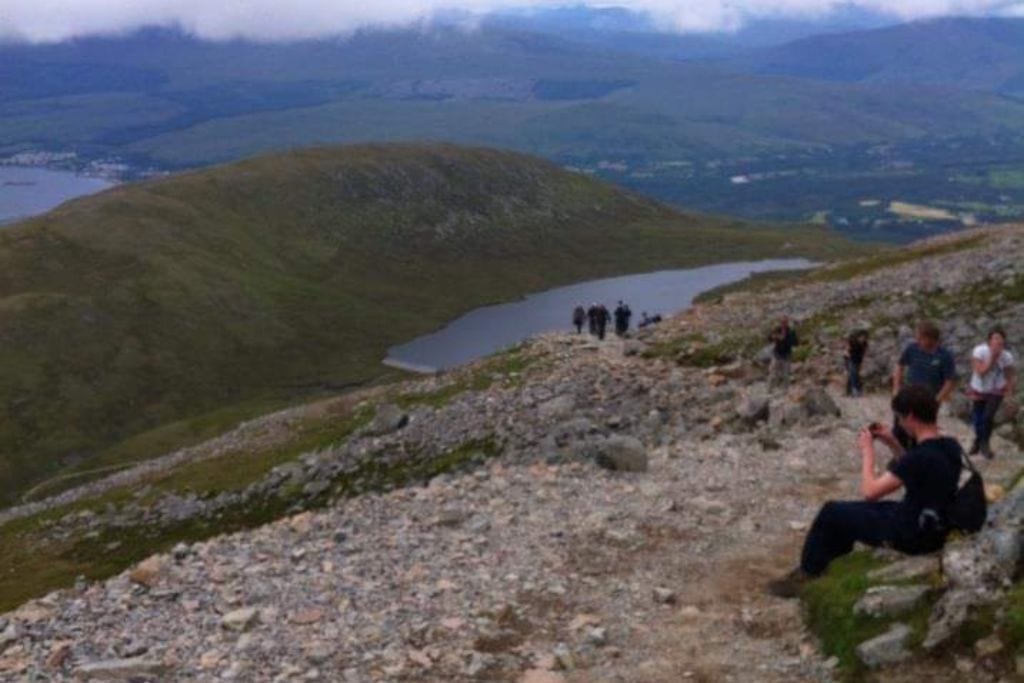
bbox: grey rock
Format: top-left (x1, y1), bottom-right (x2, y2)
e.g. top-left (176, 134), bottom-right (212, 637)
top-left (538, 395), bottom-right (575, 421)
top-left (653, 587), bottom-right (677, 605)
top-left (799, 386), bottom-right (841, 419)
top-left (855, 623), bottom-right (913, 668)
top-left (0, 621), bottom-right (21, 650)
top-left (736, 392), bottom-right (770, 427)
top-left (74, 658), bottom-right (168, 681)
top-left (853, 585), bottom-right (930, 618)
top-left (365, 404), bottom-right (409, 436)
top-left (222, 607), bottom-right (260, 631)
top-left (591, 435), bottom-right (648, 472)
top-left (867, 556), bottom-right (940, 582)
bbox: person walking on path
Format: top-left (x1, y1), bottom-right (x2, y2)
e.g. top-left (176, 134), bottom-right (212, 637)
top-left (586, 303), bottom-right (599, 336)
top-left (845, 329), bottom-right (870, 397)
top-left (572, 305), bottom-right (586, 334)
top-left (892, 320), bottom-right (957, 450)
top-left (767, 385), bottom-right (963, 597)
top-left (595, 304), bottom-right (610, 340)
top-left (613, 301), bottom-right (632, 337)
top-left (768, 316), bottom-right (799, 392)
top-left (968, 326), bottom-right (1016, 459)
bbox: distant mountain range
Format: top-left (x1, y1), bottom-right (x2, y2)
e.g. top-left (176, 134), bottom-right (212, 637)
top-left (728, 16), bottom-right (1024, 96)
top-left (1, 16), bottom-right (1023, 238)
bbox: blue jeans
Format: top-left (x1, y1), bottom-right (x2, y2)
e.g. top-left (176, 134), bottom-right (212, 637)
top-left (800, 500), bottom-right (943, 576)
top-left (845, 357), bottom-right (863, 395)
top-left (972, 394), bottom-right (1003, 447)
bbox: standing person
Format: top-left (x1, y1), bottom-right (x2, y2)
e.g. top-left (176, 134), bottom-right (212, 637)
top-left (572, 305), bottom-right (586, 334)
top-left (768, 316), bottom-right (799, 392)
top-left (892, 320), bottom-right (957, 450)
top-left (969, 326), bottom-right (1016, 459)
top-left (587, 303), bottom-right (599, 336)
top-left (613, 301), bottom-right (632, 337)
top-left (596, 304), bottom-right (610, 341)
top-left (767, 385), bottom-right (963, 597)
top-left (845, 329), bottom-right (870, 397)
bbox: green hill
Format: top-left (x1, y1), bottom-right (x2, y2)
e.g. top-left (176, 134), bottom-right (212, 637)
top-left (0, 143), bottom-right (861, 505)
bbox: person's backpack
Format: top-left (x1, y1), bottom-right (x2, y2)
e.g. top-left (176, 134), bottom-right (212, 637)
top-left (950, 450), bottom-right (987, 533)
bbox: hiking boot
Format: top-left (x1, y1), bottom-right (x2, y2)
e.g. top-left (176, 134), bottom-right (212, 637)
top-left (766, 567), bottom-right (810, 599)
top-left (968, 440), bottom-right (980, 456)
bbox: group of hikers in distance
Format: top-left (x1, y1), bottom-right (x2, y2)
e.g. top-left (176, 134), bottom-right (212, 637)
top-left (767, 317), bottom-right (1016, 597)
top-left (571, 301), bottom-right (662, 340)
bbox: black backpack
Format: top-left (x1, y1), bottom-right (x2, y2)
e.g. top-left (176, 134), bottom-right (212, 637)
top-left (950, 450), bottom-right (987, 533)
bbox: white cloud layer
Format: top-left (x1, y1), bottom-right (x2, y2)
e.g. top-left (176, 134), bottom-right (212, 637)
top-left (0, 0), bottom-right (1021, 42)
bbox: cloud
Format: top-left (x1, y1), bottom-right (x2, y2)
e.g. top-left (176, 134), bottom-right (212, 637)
top-left (1, 0), bottom-right (1022, 42)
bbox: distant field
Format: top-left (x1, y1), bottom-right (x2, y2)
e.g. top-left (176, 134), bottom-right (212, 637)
top-left (887, 201), bottom-right (959, 221)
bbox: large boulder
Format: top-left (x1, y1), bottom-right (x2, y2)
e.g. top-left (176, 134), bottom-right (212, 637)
top-left (735, 391), bottom-right (770, 428)
top-left (590, 435), bottom-right (648, 472)
top-left (365, 404), bottom-right (409, 436)
top-left (856, 623), bottom-right (913, 668)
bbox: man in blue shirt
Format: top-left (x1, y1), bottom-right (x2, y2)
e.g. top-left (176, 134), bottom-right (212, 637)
top-left (892, 320), bottom-right (958, 449)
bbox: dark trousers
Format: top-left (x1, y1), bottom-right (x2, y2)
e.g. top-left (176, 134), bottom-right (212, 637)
top-left (800, 500), bottom-right (940, 576)
top-left (972, 394), bottom-right (1003, 447)
top-left (845, 358), bottom-right (863, 396)
top-left (574, 322), bottom-right (583, 334)
top-left (597, 323), bottom-right (607, 340)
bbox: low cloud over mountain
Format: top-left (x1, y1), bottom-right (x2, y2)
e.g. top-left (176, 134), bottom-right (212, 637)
top-left (3, 0), bottom-right (1023, 42)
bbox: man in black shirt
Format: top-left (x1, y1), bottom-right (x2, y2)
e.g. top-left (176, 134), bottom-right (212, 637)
top-left (768, 385), bottom-right (963, 597)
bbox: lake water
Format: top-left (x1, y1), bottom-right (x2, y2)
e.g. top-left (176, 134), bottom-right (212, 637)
top-left (0, 166), bottom-right (114, 223)
top-left (386, 258), bottom-right (813, 372)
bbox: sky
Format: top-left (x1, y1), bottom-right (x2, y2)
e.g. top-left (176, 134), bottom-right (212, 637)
top-left (1, 0), bottom-right (1022, 42)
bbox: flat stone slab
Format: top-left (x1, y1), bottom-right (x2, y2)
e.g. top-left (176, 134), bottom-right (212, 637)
top-left (854, 584), bottom-right (931, 618)
top-left (867, 555), bottom-right (940, 583)
top-left (74, 658), bottom-right (168, 680)
top-left (856, 623), bottom-right (913, 668)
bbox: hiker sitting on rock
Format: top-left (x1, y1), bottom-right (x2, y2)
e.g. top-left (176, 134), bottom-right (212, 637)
top-left (768, 385), bottom-right (963, 598)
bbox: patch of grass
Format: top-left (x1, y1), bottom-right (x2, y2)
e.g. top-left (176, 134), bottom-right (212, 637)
top-left (801, 551), bottom-right (894, 677)
top-left (395, 346), bottom-right (539, 409)
top-left (142, 404), bottom-right (375, 497)
top-left (694, 268), bottom-right (811, 304)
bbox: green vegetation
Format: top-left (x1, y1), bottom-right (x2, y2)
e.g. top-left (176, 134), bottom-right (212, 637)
top-left (395, 345), bottom-right (540, 409)
top-left (802, 551), bottom-right (937, 679)
top-left (0, 143), bottom-right (858, 505)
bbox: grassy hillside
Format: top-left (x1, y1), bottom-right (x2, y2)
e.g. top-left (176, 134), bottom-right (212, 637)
top-left (0, 143), bottom-right (862, 505)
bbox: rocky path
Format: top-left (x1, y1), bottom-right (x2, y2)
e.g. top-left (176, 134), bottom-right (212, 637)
top-left (2, 354), bottom-right (1017, 682)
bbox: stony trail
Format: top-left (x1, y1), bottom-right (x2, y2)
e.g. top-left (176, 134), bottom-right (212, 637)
top-left (2, 225), bottom-right (1024, 682)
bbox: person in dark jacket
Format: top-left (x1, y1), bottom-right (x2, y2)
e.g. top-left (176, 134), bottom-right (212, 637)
top-left (767, 385), bottom-right (963, 597)
top-left (586, 303), bottom-right (599, 336)
top-left (613, 301), bottom-right (632, 337)
top-left (572, 305), bottom-right (586, 334)
top-left (845, 329), bottom-right (870, 397)
top-left (768, 316), bottom-right (799, 392)
top-left (595, 304), bottom-right (610, 340)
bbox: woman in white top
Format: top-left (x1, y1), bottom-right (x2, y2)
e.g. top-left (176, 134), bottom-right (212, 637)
top-left (969, 326), bottom-right (1017, 458)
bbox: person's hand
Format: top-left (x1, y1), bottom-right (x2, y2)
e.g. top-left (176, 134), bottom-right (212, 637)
top-left (858, 427), bottom-right (875, 453)
top-left (869, 423), bottom-right (899, 449)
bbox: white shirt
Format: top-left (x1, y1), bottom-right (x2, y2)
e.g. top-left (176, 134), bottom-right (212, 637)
top-left (970, 343), bottom-right (1016, 394)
